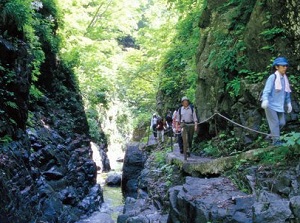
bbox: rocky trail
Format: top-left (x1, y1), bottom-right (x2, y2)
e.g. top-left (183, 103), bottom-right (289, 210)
top-left (117, 135), bottom-right (300, 223)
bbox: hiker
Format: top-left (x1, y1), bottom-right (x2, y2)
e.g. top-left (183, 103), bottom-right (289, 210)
top-left (150, 113), bottom-right (158, 139)
top-left (173, 108), bottom-right (183, 153)
top-left (156, 116), bottom-right (165, 143)
top-left (176, 97), bottom-right (198, 156)
top-left (165, 110), bottom-right (173, 137)
top-left (261, 57), bottom-right (292, 146)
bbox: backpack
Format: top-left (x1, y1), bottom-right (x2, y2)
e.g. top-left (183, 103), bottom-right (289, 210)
top-left (258, 73), bottom-right (276, 101)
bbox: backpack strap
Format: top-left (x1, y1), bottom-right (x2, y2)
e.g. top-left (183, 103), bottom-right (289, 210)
top-left (179, 105), bottom-right (194, 122)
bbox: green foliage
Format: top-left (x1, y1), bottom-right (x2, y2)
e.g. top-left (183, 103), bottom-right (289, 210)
top-left (0, 135), bottom-right (13, 145)
top-left (159, 1), bottom-right (203, 107)
top-left (153, 147), bottom-right (172, 167)
top-left (4, 101), bottom-right (18, 110)
top-left (287, 74), bottom-right (300, 95)
top-left (2, 0), bottom-right (33, 30)
top-left (152, 148), bottom-right (175, 187)
top-left (197, 131), bottom-right (243, 157)
top-left (29, 85), bottom-right (44, 100)
top-left (282, 132), bottom-right (300, 147)
top-left (226, 77), bottom-right (241, 98)
top-left (202, 141), bottom-right (219, 157)
top-left (160, 163), bottom-right (174, 187)
top-left (258, 132), bottom-right (300, 165)
top-left (207, 33), bottom-right (246, 82)
top-left (260, 27), bottom-right (285, 41)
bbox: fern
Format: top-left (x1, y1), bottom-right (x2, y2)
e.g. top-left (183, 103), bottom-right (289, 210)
top-left (4, 101), bottom-right (18, 110)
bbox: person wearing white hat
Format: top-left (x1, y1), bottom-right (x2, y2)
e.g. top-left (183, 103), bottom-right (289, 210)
top-left (176, 97), bottom-right (198, 157)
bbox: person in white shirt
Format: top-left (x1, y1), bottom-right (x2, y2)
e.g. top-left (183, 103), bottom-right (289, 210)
top-left (176, 97), bottom-right (198, 157)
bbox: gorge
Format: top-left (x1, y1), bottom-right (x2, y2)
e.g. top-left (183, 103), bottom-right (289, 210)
top-left (1, 0), bottom-right (300, 222)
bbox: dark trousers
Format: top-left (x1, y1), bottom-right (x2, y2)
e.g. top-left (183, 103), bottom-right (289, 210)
top-left (177, 133), bottom-right (183, 152)
top-left (180, 123), bottom-right (195, 153)
top-left (152, 124), bottom-right (157, 137)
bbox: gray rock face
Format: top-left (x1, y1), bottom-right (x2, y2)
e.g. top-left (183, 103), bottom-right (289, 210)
top-left (252, 190), bottom-right (292, 223)
top-left (122, 143), bottom-right (147, 198)
top-left (168, 177), bottom-right (254, 223)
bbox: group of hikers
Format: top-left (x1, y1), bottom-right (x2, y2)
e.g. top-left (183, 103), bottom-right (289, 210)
top-left (150, 96), bottom-right (198, 157)
top-left (150, 56), bottom-right (293, 157)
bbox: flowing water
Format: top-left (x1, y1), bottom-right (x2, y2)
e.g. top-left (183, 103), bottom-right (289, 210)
top-left (76, 143), bottom-right (125, 223)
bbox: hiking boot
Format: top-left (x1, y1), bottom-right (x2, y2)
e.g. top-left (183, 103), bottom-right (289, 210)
top-left (180, 150), bottom-right (183, 154)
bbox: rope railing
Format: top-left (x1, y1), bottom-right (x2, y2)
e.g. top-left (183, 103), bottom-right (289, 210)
top-left (150, 112), bottom-right (272, 137)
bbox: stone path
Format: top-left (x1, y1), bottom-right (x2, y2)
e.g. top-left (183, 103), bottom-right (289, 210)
top-left (167, 142), bottom-right (274, 176)
top-left (168, 144), bottom-right (212, 163)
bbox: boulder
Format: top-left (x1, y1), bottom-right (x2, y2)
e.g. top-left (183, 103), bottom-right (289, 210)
top-left (105, 172), bottom-right (122, 187)
top-left (168, 177), bottom-right (254, 223)
top-left (252, 190), bottom-right (292, 223)
top-left (78, 184), bottom-right (103, 215)
top-left (290, 196), bottom-right (300, 219)
top-left (122, 142), bottom-right (147, 198)
top-left (117, 197), bottom-right (167, 223)
top-left (76, 212), bottom-right (114, 223)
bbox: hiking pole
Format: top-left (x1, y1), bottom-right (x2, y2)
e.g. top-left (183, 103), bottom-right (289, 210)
top-left (171, 130), bottom-right (173, 151)
top-left (147, 126), bottom-right (150, 145)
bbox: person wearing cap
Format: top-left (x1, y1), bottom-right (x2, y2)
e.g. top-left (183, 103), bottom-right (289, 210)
top-left (261, 57), bottom-right (292, 145)
top-left (176, 97), bottom-right (198, 156)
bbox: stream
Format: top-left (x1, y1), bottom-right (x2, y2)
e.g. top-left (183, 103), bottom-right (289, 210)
top-left (76, 143), bottom-right (125, 223)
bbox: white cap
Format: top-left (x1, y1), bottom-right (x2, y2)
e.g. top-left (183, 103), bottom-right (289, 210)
top-left (181, 96), bottom-right (189, 102)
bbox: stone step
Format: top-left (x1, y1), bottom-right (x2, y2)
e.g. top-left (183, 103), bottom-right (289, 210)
top-left (167, 146), bottom-right (274, 175)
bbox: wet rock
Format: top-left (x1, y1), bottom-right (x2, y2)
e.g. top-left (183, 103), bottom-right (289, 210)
top-left (78, 184), bottom-right (103, 215)
top-left (118, 197), bottom-right (167, 223)
top-left (122, 142), bottom-right (147, 198)
top-left (38, 196), bottom-right (63, 222)
top-left (76, 212), bottom-right (114, 223)
top-left (252, 190), bottom-right (292, 223)
top-left (91, 142), bottom-right (111, 172)
top-left (105, 172), bottom-right (122, 186)
top-left (59, 186), bottom-right (78, 205)
top-left (126, 179), bottom-right (138, 197)
top-left (168, 177), bottom-right (254, 223)
top-left (43, 168), bottom-right (64, 180)
top-left (290, 196), bottom-right (300, 219)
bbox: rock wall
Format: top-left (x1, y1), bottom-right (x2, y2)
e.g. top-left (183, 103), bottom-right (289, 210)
top-left (195, 0), bottom-right (300, 142)
top-left (0, 2), bottom-right (107, 222)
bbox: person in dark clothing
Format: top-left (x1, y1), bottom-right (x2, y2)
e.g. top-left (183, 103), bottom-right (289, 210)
top-left (150, 113), bottom-right (158, 139)
top-left (165, 110), bottom-right (173, 137)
